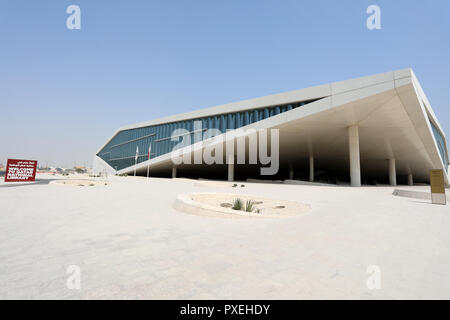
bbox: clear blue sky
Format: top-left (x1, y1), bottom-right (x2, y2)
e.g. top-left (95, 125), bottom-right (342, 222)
top-left (1, 0), bottom-right (449, 168)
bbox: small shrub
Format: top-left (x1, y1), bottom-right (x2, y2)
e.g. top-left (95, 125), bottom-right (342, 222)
top-left (232, 198), bottom-right (243, 210)
top-left (232, 183), bottom-right (238, 188)
top-left (241, 184), bottom-right (245, 187)
top-left (245, 200), bottom-right (255, 212)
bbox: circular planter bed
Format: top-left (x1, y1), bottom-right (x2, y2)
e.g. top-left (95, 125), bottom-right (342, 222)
top-left (174, 192), bottom-right (311, 218)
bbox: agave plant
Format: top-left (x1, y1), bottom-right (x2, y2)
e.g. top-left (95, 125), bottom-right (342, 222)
top-left (232, 198), bottom-right (243, 210)
top-left (245, 200), bottom-right (255, 212)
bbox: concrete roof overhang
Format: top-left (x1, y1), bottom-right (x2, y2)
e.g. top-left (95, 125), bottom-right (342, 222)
top-left (101, 69), bottom-right (448, 184)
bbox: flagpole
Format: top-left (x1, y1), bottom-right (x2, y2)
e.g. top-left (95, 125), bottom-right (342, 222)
top-left (146, 144), bottom-right (151, 179)
top-left (134, 146), bottom-right (139, 177)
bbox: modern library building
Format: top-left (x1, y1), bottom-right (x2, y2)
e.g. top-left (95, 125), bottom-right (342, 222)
top-left (94, 69), bottom-right (449, 186)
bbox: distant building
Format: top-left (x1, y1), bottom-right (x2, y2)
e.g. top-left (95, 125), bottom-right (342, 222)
top-left (94, 69), bottom-right (449, 186)
top-left (73, 166), bottom-right (86, 171)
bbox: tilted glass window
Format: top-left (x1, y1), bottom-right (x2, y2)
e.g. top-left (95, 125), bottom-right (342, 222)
top-left (429, 119), bottom-right (449, 172)
top-left (97, 99), bottom-right (320, 171)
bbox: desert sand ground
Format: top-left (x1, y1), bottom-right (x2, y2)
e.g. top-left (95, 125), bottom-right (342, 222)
top-left (0, 173), bottom-right (449, 299)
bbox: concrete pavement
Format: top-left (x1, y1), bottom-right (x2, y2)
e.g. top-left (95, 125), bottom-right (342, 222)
top-left (0, 174), bottom-right (449, 299)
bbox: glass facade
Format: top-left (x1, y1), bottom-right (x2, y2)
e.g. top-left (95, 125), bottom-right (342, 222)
top-left (429, 119), bottom-right (449, 172)
top-left (97, 100), bottom-right (318, 171)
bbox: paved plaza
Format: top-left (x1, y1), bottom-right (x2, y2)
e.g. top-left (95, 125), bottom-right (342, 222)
top-left (1, 174), bottom-right (449, 299)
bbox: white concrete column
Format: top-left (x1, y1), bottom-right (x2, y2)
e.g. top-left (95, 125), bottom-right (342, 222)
top-left (172, 166), bottom-right (177, 178)
top-left (389, 159), bottom-right (397, 186)
top-left (407, 173), bottom-right (413, 186)
top-left (348, 126), bottom-right (361, 187)
top-left (309, 156), bottom-right (314, 182)
top-left (289, 163), bottom-right (294, 180)
top-left (228, 154), bottom-right (234, 182)
top-left (228, 164), bottom-right (234, 181)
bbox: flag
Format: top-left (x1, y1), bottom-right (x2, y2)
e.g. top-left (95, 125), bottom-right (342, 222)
top-left (148, 144), bottom-right (152, 159)
top-left (135, 146), bottom-right (139, 161)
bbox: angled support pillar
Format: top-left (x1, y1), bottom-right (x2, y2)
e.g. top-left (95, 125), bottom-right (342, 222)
top-left (172, 166), bottom-right (177, 179)
top-left (389, 159), bottom-right (397, 186)
top-left (289, 163), bottom-right (294, 180)
top-left (407, 173), bottom-right (413, 186)
top-left (348, 125), bottom-right (361, 187)
top-left (228, 154), bottom-right (234, 182)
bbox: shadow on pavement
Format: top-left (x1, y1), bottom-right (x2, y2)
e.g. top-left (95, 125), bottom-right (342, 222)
top-left (0, 178), bottom-right (57, 188)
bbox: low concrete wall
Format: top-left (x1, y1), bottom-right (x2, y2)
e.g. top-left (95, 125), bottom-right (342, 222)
top-left (392, 189), bottom-right (431, 200)
top-left (393, 189), bottom-right (450, 201)
top-left (245, 178), bottom-right (285, 184)
top-left (284, 179), bottom-right (335, 187)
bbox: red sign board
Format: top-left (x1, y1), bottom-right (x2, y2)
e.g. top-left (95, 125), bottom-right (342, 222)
top-left (4, 159), bottom-right (38, 182)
